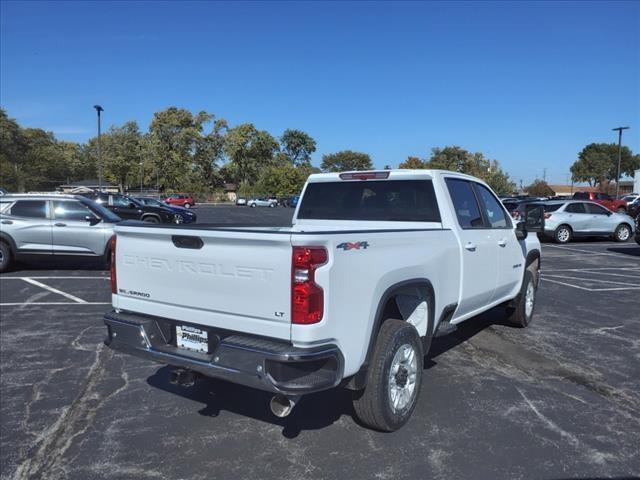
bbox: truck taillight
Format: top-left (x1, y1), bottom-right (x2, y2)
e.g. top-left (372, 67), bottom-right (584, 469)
top-left (110, 235), bottom-right (117, 294)
top-left (292, 246), bottom-right (327, 325)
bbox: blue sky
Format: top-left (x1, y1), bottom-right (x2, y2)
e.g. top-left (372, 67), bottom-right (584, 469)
top-left (1, 1), bottom-right (639, 185)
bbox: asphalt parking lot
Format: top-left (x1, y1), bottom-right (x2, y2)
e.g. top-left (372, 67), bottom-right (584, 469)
top-left (1, 205), bottom-right (639, 480)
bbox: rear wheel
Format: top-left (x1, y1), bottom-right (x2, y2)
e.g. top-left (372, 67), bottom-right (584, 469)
top-left (614, 224), bottom-right (631, 242)
top-left (142, 215), bottom-right (160, 224)
top-left (505, 269), bottom-right (537, 328)
top-left (616, 207), bottom-right (626, 214)
top-left (554, 225), bottom-right (572, 244)
top-left (183, 203), bottom-right (191, 208)
top-left (0, 241), bottom-right (12, 273)
top-left (352, 319), bottom-right (423, 432)
top-left (250, 203), bottom-right (256, 208)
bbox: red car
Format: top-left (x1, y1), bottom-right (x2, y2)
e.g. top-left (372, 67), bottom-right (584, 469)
top-left (164, 194), bottom-right (195, 208)
top-left (572, 192), bottom-right (627, 213)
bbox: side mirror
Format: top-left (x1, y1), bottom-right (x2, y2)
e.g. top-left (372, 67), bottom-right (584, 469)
top-left (85, 215), bottom-right (100, 225)
top-left (515, 221), bottom-right (528, 240)
top-left (524, 204), bottom-right (545, 233)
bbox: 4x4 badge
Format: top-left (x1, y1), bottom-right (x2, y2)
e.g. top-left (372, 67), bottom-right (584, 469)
top-left (337, 241), bottom-right (370, 251)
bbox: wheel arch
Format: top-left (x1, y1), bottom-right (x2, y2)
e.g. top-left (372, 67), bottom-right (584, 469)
top-left (0, 232), bottom-right (16, 253)
top-left (141, 213), bottom-right (161, 223)
top-left (345, 278), bottom-right (436, 391)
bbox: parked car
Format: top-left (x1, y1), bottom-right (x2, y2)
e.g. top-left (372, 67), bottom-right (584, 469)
top-left (635, 215), bottom-right (640, 246)
top-left (164, 194), bottom-right (195, 208)
top-left (542, 200), bottom-right (635, 243)
top-left (235, 197), bottom-right (247, 206)
top-left (572, 191), bottom-right (627, 213)
top-left (104, 169), bottom-right (544, 431)
top-left (134, 197), bottom-right (197, 224)
top-left (83, 192), bottom-right (185, 224)
top-left (620, 193), bottom-right (639, 205)
top-left (0, 194), bottom-right (120, 272)
top-left (248, 198), bottom-right (277, 208)
top-left (627, 197), bottom-right (640, 221)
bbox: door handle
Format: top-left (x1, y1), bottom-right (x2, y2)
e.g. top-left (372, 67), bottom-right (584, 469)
top-left (464, 242), bottom-right (477, 252)
top-left (54, 223), bottom-right (67, 227)
top-left (1, 220), bottom-right (13, 225)
top-left (498, 239), bottom-right (507, 247)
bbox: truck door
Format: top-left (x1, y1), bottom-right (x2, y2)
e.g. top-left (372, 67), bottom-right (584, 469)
top-left (472, 183), bottom-right (522, 302)
top-left (445, 178), bottom-right (499, 318)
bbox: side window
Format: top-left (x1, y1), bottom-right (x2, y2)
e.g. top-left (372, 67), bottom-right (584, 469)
top-left (473, 183), bottom-right (510, 228)
top-left (573, 192), bottom-right (588, 200)
top-left (53, 201), bottom-right (94, 221)
top-left (586, 203), bottom-right (609, 215)
top-left (445, 179), bottom-right (484, 229)
top-left (9, 200), bottom-right (47, 219)
top-left (111, 195), bottom-right (131, 207)
top-left (565, 203), bottom-right (586, 214)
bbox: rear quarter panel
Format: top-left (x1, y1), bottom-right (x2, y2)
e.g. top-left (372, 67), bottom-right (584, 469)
top-left (291, 229), bottom-right (460, 377)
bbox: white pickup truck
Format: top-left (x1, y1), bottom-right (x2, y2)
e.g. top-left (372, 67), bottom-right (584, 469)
top-left (104, 170), bottom-right (544, 431)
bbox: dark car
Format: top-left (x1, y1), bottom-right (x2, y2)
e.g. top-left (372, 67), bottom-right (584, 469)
top-left (82, 192), bottom-right (185, 224)
top-left (135, 197), bottom-right (197, 224)
top-left (627, 197), bottom-right (640, 221)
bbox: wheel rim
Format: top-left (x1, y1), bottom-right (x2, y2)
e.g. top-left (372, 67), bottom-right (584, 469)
top-left (617, 226), bottom-right (630, 241)
top-left (388, 343), bottom-right (418, 413)
top-left (557, 228), bottom-right (570, 242)
top-left (525, 280), bottom-right (535, 318)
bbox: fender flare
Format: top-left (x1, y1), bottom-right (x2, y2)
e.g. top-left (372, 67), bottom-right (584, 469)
top-left (345, 278), bottom-right (436, 390)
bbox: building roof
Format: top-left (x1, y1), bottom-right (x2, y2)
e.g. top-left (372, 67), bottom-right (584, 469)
top-left (548, 185), bottom-right (600, 195)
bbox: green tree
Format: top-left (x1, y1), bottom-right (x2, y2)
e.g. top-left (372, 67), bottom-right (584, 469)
top-left (255, 163), bottom-right (308, 196)
top-left (570, 143), bottom-right (640, 187)
top-left (224, 123), bottom-right (279, 185)
top-left (280, 129), bottom-right (316, 167)
top-left (424, 146), bottom-right (515, 194)
top-left (525, 179), bottom-right (554, 197)
top-left (0, 109), bottom-right (28, 191)
top-left (320, 150), bottom-right (373, 172)
top-left (398, 156), bottom-right (426, 169)
top-left (95, 121), bottom-right (144, 190)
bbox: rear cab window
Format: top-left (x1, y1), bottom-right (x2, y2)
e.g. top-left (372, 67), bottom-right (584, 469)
top-left (8, 200), bottom-right (48, 218)
top-left (297, 180), bottom-right (441, 222)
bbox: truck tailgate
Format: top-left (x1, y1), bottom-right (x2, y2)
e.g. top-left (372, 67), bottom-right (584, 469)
top-left (113, 225), bottom-right (293, 341)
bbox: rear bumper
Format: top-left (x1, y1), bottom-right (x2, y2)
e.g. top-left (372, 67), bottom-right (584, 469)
top-left (104, 310), bottom-right (344, 395)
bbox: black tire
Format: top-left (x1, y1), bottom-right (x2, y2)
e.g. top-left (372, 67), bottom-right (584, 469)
top-left (269, 203), bottom-right (275, 208)
top-left (250, 203), bottom-right (256, 208)
top-left (613, 223), bottom-right (631, 243)
top-left (352, 319), bottom-right (423, 432)
top-left (616, 207), bottom-right (626, 214)
top-left (554, 225), bottom-right (572, 244)
top-left (0, 241), bottom-right (12, 273)
top-left (505, 270), bottom-right (537, 328)
top-left (142, 215), bottom-right (160, 224)
top-left (184, 203), bottom-right (191, 209)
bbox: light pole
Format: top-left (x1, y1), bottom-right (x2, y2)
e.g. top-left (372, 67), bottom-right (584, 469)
top-left (93, 105), bottom-right (104, 191)
top-left (612, 126), bottom-right (629, 198)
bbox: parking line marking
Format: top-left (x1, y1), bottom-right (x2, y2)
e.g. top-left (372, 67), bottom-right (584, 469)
top-left (545, 244), bottom-right (640, 259)
top-left (0, 302), bottom-right (110, 306)
top-left (541, 278), bottom-right (640, 292)
top-left (543, 267), bottom-right (640, 272)
top-left (543, 274), bottom-right (640, 287)
top-left (21, 278), bottom-right (88, 304)
top-left (0, 276), bottom-right (109, 280)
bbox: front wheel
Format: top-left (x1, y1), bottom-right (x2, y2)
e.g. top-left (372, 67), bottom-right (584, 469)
top-left (505, 270), bottom-right (537, 328)
top-left (269, 203), bottom-right (275, 208)
top-left (614, 224), bottom-right (631, 242)
top-left (352, 319), bottom-right (423, 432)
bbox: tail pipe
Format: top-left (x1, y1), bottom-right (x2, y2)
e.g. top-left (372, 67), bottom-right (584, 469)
top-left (269, 394), bottom-right (301, 418)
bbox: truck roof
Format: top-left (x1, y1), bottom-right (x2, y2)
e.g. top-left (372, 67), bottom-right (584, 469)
top-left (306, 169), bottom-right (480, 183)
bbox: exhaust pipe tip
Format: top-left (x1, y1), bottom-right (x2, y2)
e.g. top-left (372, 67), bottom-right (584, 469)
top-left (270, 394), bottom-right (297, 418)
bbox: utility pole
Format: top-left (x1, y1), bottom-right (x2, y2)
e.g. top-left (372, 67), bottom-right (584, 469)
top-left (612, 126), bottom-right (629, 198)
top-left (93, 105), bottom-right (104, 191)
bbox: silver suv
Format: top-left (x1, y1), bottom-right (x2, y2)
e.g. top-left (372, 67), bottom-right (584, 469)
top-left (0, 194), bottom-right (120, 272)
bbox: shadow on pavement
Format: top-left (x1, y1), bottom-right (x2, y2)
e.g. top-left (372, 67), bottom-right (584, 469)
top-left (607, 246), bottom-right (640, 257)
top-left (9, 257), bottom-right (107, 272)
top-left (146, 307), bottom-right (509, 437)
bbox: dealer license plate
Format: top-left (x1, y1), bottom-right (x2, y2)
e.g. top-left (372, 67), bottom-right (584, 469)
top-left (176, 325), bottom-right (209, 353)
